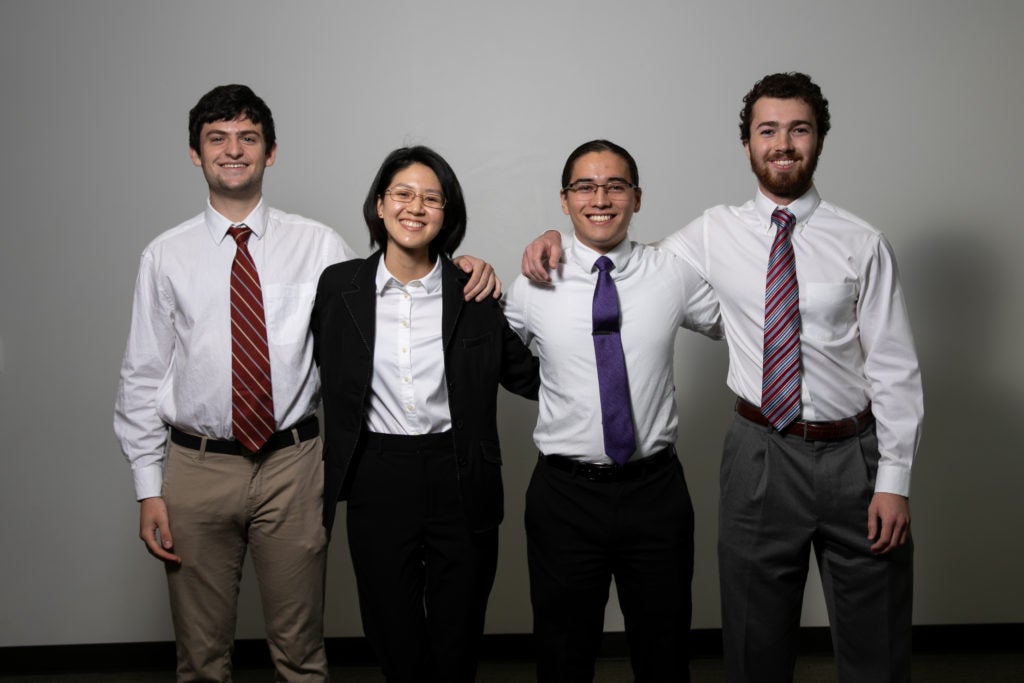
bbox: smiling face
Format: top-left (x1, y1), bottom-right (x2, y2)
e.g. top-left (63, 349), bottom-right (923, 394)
top-left (189, 117), bottom-right (275, 205)
top-left (744, 97), bottom-right (823, 205)
top-left (376, 162), bottom-right (445, 260)
top-left (560, 151), bottom-right (641, 254)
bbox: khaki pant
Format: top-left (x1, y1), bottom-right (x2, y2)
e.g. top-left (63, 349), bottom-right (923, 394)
top-left (162, 434), bottom-right (329, 682)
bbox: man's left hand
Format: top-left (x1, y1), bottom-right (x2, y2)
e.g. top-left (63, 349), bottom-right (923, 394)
top-left (867, 492), bottom-right (910, 554)
top-left (453, 255), bottom-right (501, 301)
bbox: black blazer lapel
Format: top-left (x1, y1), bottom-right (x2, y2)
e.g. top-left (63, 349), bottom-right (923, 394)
top-left (440, 257), bottom-right (468, 353)
top-left (341, 251), bottom-right (383, 352)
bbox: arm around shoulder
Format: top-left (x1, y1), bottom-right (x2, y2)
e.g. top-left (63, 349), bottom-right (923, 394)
top-left (452, 254), bottom-right (500, 301)
top-left (498, 307), bottom-right (540, 400)
top-left (521, 230), bottom-right (565, 283)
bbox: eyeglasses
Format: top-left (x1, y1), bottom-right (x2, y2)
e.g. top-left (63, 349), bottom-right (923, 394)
top-left (562, 180), bottom-right (638, 200)
top-left (385, 188), bottom-right (447, 210)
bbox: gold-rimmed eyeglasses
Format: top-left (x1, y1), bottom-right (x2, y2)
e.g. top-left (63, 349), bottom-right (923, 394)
top-left (385, 188), bottom-right (447, 209)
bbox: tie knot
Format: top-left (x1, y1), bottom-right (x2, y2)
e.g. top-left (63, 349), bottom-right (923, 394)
top-left (594, 255), bottom-right (614, 273)
top-left (228, 225), bottom-right (252, 245)
top-left (771, 208), bottom-right (795, 233)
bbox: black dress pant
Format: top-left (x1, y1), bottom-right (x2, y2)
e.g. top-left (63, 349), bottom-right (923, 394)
top-left (525, 452), bottom-right (694, 683)
top-left (346, 431), bottom-right (498, 683)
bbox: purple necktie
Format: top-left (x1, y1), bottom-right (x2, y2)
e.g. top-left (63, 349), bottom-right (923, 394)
top-left (762, 208), bottom-right (802, 431)
top-left (592, 256), bottom-right (636, 466)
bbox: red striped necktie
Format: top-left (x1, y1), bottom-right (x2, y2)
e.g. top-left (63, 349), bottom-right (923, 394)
top-left (761, 208), bottom-right (802, 431)
top-left (227, 225), bottom-right (274, 452)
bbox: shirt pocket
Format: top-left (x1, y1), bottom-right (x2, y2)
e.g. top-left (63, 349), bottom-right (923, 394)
top-left (263, 282), bottom-right (317, 346)
top-left (802, 282), bottom-right (857, 343)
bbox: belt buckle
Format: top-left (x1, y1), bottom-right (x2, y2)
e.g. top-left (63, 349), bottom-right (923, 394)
top-left (800, 420), bottom-right (810, 441)
top-left (585, 464), bottom-right (618, 482)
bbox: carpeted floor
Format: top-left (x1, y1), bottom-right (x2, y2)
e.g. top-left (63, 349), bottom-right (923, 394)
top-left (2, 651), bottom-right (1023, 682)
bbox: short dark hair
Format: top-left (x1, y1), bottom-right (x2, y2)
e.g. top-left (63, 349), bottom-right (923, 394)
top-left (363, 146), bottom-right (467, 259)
top-left (560, 139), bottom-right (640, 191)
top-left (739, 72), bottom-right (831, 143)
top-left (188, 84), bottom-right (276, 155)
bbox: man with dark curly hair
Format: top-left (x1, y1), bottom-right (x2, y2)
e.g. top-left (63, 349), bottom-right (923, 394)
top-left (523, 72), bottom-right (922, 682)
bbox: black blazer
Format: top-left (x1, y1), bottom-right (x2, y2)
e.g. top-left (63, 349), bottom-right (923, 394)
top-left (312, 252), bottom-right (539, 534)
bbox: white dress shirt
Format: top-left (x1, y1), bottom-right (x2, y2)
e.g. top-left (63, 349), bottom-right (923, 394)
top-left (366, 258), bottom-right (452, 435)
top-left (658, 186), bottom-right (923, 496)
top-left (505, 234), bottom-right (720, 464)
top-left (114, 199), bottom-right (358, 500)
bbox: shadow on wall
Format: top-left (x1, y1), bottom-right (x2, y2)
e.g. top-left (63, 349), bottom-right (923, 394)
top-left (899, 226), bottom-right (1024, 622)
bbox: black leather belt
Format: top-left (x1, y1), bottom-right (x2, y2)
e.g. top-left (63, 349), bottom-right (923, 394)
top-left (735, 397), bottom-right (873, 440)
top-left (169, 415), bottom-right (319, 455)
top-left (540, 447), bottom-right (676, 482)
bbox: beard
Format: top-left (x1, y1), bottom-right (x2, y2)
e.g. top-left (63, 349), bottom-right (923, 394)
top-left (750, 151), bottom-right (818, 201)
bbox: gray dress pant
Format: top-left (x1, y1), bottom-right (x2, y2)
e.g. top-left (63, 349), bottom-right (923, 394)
top-left (718, 414), bottom-right (913, 683)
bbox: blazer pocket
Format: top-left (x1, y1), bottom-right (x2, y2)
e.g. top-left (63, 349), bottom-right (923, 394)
top-left (461, 331), bottom-right (494, 349)
top-left (480, 440), bottom-right (502, 465)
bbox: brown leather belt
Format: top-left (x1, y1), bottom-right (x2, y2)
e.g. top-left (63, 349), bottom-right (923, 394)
top-left (735, 398), bottom-right (873, 441)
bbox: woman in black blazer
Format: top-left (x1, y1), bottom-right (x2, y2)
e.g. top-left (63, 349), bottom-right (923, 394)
top-left (312, 146), bottom-right (539, 682)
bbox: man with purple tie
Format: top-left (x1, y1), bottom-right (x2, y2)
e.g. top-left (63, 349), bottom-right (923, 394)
top-left (504, 139), bottom-right (720, 682)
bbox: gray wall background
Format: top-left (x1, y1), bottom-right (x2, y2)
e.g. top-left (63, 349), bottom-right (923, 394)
top-left (1, 0), bottom-right (1022, 647)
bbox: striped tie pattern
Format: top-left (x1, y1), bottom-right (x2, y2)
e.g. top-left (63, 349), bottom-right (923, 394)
top-left (228, 225), bottom-right (274, 452)
top-left (762, 208), bottom-right (802, 431)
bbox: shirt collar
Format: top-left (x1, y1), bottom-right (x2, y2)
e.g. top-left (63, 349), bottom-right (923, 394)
top-left (753, 185), bottom-right (821, 234)
top-left (567, 232), bottom-right (635, 275)
top-left (375, 256), bottom-right (444, 295)
top-left (205, 198), bottom-right (268, 244)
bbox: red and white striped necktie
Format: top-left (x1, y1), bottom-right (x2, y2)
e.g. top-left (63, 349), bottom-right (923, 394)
top-left (761, 208), bottom-right (802, 431)
top-left (228, 225), bottom-right (274, 452)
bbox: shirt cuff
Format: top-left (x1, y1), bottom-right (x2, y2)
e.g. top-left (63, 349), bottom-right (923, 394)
top-left (874, 463), bottom-right (911, 498)
top-left (133, 463), bottom-right (164, 501)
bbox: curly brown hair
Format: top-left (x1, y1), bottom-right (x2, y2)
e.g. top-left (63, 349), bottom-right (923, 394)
top-left (739, 72), bottom-right (830, 143)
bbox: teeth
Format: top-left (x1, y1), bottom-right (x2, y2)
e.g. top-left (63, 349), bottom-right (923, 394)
top-left (223, 163), bottom-right (246, 168)
top-left (773, 159), bottom-right (795, 167)
top-left (589, 214), bottom-right (613, 222)
top-left (400, 220), bottom-right (425, 228)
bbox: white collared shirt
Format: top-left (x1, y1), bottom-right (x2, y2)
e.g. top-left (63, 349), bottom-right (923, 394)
top-left (114, 199), bottom-right (358, 499)
top-left (366, 258), bottom-right (452, 435)
top-left (504, 234), bottom-right (721, 464)
top-left (658, 186), bottom-right (923, 496)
